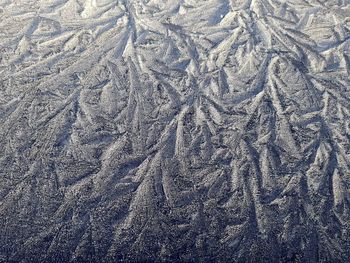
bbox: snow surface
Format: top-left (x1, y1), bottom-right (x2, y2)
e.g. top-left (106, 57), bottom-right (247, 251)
top-left (1, 0), bottom-right (350, 262)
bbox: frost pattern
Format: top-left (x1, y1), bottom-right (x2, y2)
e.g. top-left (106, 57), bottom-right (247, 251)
top-left (1, 0), bottom-right (350, 262)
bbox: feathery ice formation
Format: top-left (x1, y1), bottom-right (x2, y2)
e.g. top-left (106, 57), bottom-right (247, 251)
top-left (1, 0), bottom-right (350, 262)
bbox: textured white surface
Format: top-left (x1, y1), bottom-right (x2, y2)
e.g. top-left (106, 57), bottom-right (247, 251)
top-left (0, 0), bottom-right (350, 262)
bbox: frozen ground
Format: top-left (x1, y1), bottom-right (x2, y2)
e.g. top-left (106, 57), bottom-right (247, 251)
top-left (0, 0), bottom-right (350, 262)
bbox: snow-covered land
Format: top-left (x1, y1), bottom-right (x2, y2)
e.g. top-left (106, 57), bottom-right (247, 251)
top-left (1, 0), bottom-right (350, 262)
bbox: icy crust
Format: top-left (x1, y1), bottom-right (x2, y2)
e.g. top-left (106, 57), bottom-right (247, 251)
top-left (1, 0), bottom-right (350, 262)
